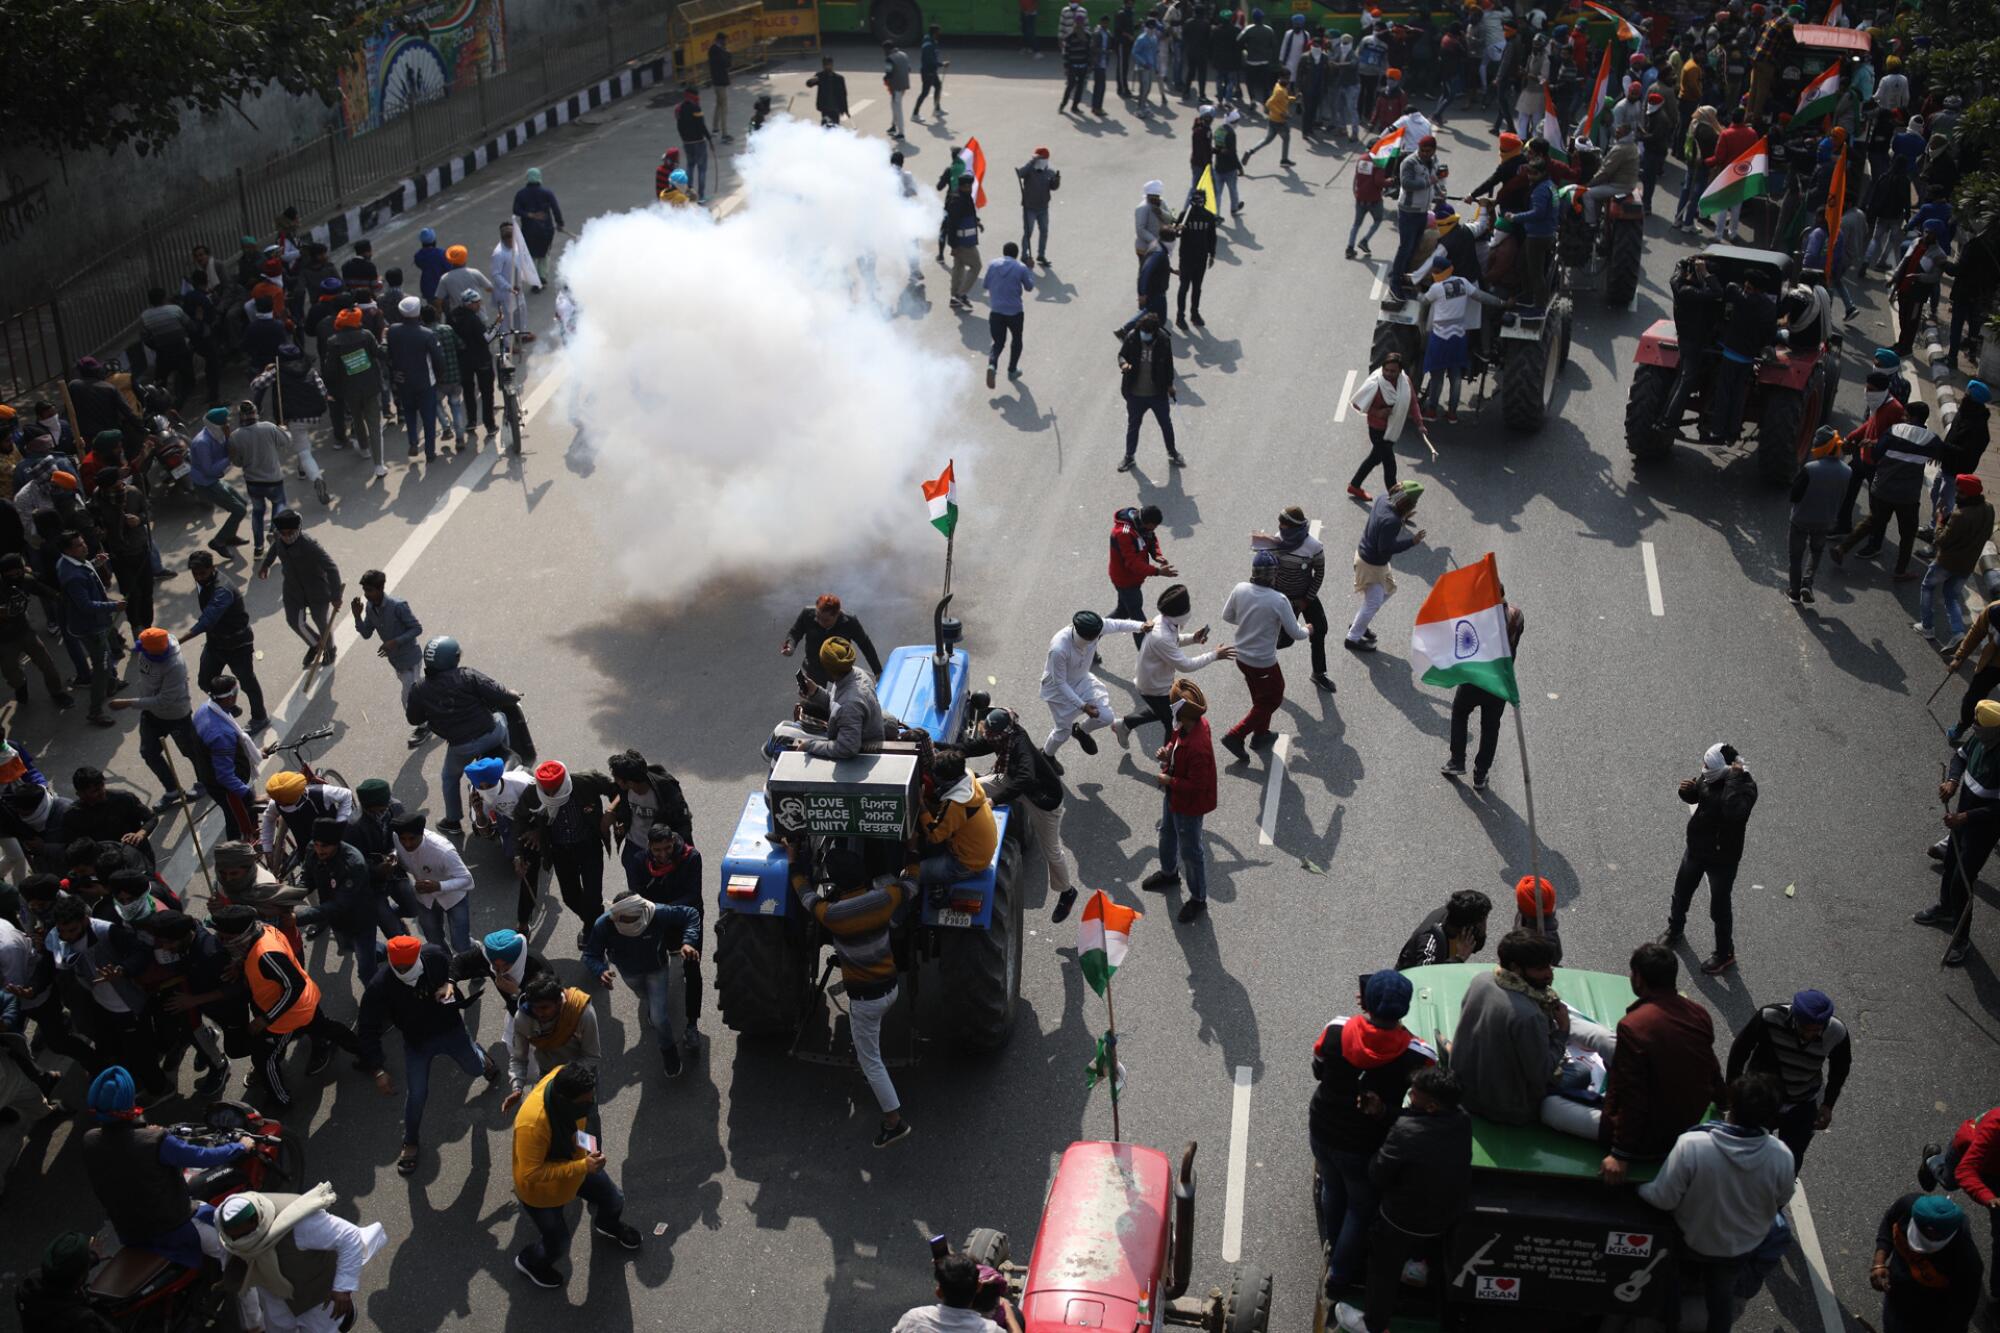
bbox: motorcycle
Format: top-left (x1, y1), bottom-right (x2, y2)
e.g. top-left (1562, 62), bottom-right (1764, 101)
top-left (81, 1100), bottom-right (305, 1331)
top-left (133, 383), bottom-right (195, 499)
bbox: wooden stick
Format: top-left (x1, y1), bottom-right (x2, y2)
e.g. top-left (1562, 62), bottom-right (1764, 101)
top-left (158, 744), bottom-right (219, 904)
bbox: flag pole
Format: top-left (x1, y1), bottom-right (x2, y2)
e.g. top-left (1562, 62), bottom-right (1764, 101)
top-left (942, 458), bottom-right (955, 602)
top-left (1514, 703), bottom-right (1546, 937)
top-left (1104, 974), bottom-right (1121, 1144)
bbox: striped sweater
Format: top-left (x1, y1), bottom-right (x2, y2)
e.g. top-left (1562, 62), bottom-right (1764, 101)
top-left (795, 874), bottom-right (908, 990)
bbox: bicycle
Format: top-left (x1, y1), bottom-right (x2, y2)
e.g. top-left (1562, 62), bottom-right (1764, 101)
top-left (489, 323), bottom-right (536, 457)
top-left (258, 724), bottom-right (348, 880)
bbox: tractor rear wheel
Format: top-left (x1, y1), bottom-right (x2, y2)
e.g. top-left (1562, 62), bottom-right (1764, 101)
top-left (714, 913), bottom-right (809, 1039)
top-left (962, 1228), bottom-right (1011, 1268)
top-left (1604, 217), bottom-right (1644, 306)
top-left (1754, 375), bottom-right (1817, 486)
top-left (936, 820), bottom-right (1027, 1054)
top-left (1369, 319), bottom-right (1419, 372)
top-left (1223, 1264), bottom-right (1274, 1333)
top-left (871, 0), bottom-right (923, 45)
top-left (1499, 299), bottom-right (1567, 432)
top-left (1625, 363), bottom-right (1677, 462)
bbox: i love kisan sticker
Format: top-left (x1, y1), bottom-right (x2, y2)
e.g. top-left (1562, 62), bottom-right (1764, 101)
top-left (1606, 1231), bottom-right (1655, 1258)
top-left (1475, 1276), bottom-right (1523, 1301)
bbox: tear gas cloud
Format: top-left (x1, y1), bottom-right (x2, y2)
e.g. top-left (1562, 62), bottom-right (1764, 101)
top-left (556, 119), bottom-right (966, 604)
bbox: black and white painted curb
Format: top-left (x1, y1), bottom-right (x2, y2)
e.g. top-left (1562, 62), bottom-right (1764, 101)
top-left (307, 55), bottom-right (673, 254)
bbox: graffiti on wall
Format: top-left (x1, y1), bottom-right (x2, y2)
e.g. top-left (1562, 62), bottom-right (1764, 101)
top-left (339, 0), bottom-right (509, 135)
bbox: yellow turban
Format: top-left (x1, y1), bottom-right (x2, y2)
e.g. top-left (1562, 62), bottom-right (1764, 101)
top-left (1977, 700), bottom-right (2000, 729)
top-left (266, 771), bottom-right (308, 804)
top-left (818, 636), bottom-right (857, 677)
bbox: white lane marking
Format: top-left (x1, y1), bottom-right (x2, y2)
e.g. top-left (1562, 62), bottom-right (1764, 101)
top-left (713, 189), bottom-right (748, 218)
top-left (1333, 368), bottom-right (1358, 423)
top-left (1367, 262), bottom-right (1388, 302)
top-left (851, 98), bottom-right (877, 115)
top-left (1641, 541), bottom-right (1665, 617)
top-left (1221, 1066), bottom-right (1254, 1263)
top-left (1786, 1180), bottom-right (1844, 1333)
top-left (1257, 733), bottom-right (1291, 847)
top-left (1309, 519), bottom-right (1323, 539)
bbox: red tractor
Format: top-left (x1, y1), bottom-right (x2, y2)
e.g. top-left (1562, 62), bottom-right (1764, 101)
top-left (962, 1139), bottom-right (1271, 1333)
top-left (1624, 244), bottom-right (1841, 484)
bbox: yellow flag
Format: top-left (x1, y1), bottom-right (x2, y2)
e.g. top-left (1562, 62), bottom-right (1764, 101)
top-left (1196, 165), bottom-right (1218, 218)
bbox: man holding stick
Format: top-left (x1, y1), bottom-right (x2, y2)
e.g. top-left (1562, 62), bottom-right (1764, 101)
top-left (1917, 700), bottom-right (2000, 967)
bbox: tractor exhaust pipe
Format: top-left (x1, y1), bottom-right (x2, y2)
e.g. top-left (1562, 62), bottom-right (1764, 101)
top-left (932, 594), bottom-right (962, 722)
top-left (1168, 1141), bottom-right (1197, 1299)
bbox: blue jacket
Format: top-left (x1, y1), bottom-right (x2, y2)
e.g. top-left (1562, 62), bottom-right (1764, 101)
top-left (189, 425), bottom-right (232, 488)
top-left (192, 700), bottom-right (254, 798)
top-left (356, 594), bottom-right (424, 671)
top-left (921, 35), bottom-right (941, 74)
top-left (56, 554), bottom-right (118, 633)
top-left (1516, 180), bottom-right (1557, 238)
top-left (982, 257), bottom-right (1036, 316)
top-left (1356, 494), bottom-right (1420, 566)
top-left (412, 245), bottom-right (454, 300)
top-left (581, 903), bottom-right (701, 978)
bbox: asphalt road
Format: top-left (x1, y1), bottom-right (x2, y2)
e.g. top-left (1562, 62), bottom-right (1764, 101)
top-left (4, 47), bottom-right (1997, 1333)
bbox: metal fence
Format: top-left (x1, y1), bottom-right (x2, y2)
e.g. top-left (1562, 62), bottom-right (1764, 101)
top-left (2, 0), bottom-right (687, 405)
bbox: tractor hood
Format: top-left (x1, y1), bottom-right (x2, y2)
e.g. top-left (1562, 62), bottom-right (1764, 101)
top-left (1023, 1142), bottom-right (1172, 1332)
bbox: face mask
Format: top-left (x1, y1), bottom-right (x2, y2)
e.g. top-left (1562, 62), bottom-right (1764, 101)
top-left (612, 906), bottom-right (652, 937)
top-left (222, 930), bottom-right (256, 957)
top-left (1140, 332), bottom-right (1155, 343)
top-left (1864, 386), bottom-right (1886, 413)
top-left (1170, 698), bottom-right (1186, 724)
top-left (392, 959), bottom-right (426, 987)
top-left (154, 947), bottom-right (180, 965)
top-left (116, 896), bottom-right (151, 922)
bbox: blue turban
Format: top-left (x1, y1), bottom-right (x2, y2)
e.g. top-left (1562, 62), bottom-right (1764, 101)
top-left (1790, 988), bottom-right (1834, 1023)
top-left (419, 227), bottom-right (437, 244)
top-left (481, 929), bottom-right (526, 965)
top-left (1363, 969), bottom-right (1414, 1023)
top-left (1967, 380), bottom-right (1991, 405)
top-left (87, 1066), bottom-right (137, 1119)
top-left (463, 757), bottom-right (505, 788)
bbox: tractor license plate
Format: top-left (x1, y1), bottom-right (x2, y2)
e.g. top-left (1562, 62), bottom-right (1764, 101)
top-left (936, 908), bottom-right (974, 928)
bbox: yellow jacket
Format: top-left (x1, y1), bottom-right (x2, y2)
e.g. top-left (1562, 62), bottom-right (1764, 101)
top-left (1266, 85), bottom-right (1294, 123)
top-left (511, 1067), bottom-right (590, 1208)
top-left (1950, 602), bottom-right (2000, 673)
top-left (920, 773), bottom-right (998, 872)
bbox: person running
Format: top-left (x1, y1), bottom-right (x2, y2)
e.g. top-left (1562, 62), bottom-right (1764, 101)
top-left (1251, 505), bottom-right (1332, 692)
top-left (502, 972), bottom-right (601, 1112)
top-left (1725, 987), bottom-right (1852, 1175)
top-left (1439, 592), bottom-right (1523, 788)
top-left (1116, 582), bottom-right (1232, 742)
top-left (1141, 678), bottom-right (1219, 922)
top-left (183, 549), bottom-right (269, 731)
top-left (1919, 699), bottom-right (2000, 966)
top-left (1345, 355), bottom-right (1429, 501)
top-left (581, 892), bottom-right (701, 1079)
top-left (255, 510), bottom-right (341, 669)
top-left (404, 635), bottom-right (523, 835)
top-left (981, 243), bottom-right (1035, 389)
top-left (1040, 611), bottom-right (1144, 763)
top-left (208, 904), bottom-right (359, 1110)
top-left (356, 934), bottom-right (498, 1176)
top-left (1344, 482), bottom-right (1425, 653)
top-left (214, 1186), bottom-right (386, 1331)
top-left (516, 760), bottom-right (621, 949)
top-left (509, 1061), bottom-right (641, 1289)
top-left (1218, 550), bottom-right (1312, 763)
top-left (351, 571), bottom-right (427, 747)
top-left (1659, 741), bottom-right (1758, 976)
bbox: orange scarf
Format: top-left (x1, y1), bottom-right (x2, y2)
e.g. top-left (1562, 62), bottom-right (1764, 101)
top-left (528, 987), bottom-right (591, 1052)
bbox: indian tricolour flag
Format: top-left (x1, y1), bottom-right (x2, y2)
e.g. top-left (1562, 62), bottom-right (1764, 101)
top-left (1698, 135), bottom-right (1769, 217)
top-left (1369, 112), bottom-right (1434, 168)
top-left (1542, 86), bottom-right (1568, 164)
top-left (1078, 890), bottom-right (1140, 996)
top-left (1577, 43), bottom-right (1615, 144)
top-left (1411, 554), bottom-right (1519, 704)
top-left (922, 461), bottom-right (958, 537)
top-left (1795, 62), bottom-right (1842, 122)
top-left (948, 138), bottom-right (988, 208)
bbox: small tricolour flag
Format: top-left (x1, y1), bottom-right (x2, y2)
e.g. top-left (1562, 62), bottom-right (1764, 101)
top-left (1411, 554), bottom-right (1519, 704)
top-left (1077, 889), bottom-right (1139, 996)
top-left (949, 138), bottom-right (988, 208)
top-left (922, 461), bottom-right (958, 538)
top-left (1794, 62), bottom-right (1842, 122)
top-left (1369, 125), bottom-right (1405, 167)
top-left (1084, 1033), bottom-right (1127, 1097)
top-left (1195, 165), bottom-right (1219, 217)
top-left (1698, 135), bottom-right (1769, 217)
top-left (1823, 0), bottom-right (1843, 23)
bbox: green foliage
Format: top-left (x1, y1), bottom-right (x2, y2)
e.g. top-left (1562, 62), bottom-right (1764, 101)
top-left (1903, 1), bottom-right (1999, 212)
top-left (0, 0), bottom-right (382, 156)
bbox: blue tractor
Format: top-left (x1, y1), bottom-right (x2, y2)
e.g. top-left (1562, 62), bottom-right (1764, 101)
top-left (713, 606), bottom-right (1032, 1054)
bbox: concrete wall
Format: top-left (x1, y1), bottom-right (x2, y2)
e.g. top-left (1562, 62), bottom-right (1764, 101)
top-left (0, 0), bottom-right (603, 308)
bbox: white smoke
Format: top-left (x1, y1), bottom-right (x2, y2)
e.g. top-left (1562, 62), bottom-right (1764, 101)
top-left (555, 118), bottom-right (968, 603)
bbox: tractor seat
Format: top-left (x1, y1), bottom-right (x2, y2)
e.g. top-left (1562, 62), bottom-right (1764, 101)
top-left (88, 1246), bottom-right (172, 1299)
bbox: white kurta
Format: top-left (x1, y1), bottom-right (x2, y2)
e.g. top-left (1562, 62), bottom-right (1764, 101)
top-left (240, 1211), bottom-right (387, 1333)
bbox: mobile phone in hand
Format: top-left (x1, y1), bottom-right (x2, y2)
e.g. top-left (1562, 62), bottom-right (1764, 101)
top-left (576, 1131), bottom-right (599, 1154)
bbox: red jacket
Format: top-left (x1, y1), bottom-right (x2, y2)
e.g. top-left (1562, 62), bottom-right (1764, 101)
top-left (1949, 1105), bottom-right (2000, 1206)
top-left (1162, 717), bottom-right (1218, 817)
top-left (1354, 158), bottom-right (1387, 206)
top-left (1599, 993), bottom-right (1723, 1161)
top-left (1107, 512), bottom-right (1164, 590)
top-left (1370, 87), bottom-right (1407, 132)
top-left (1707, 123), bottom-right (1759, 171)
